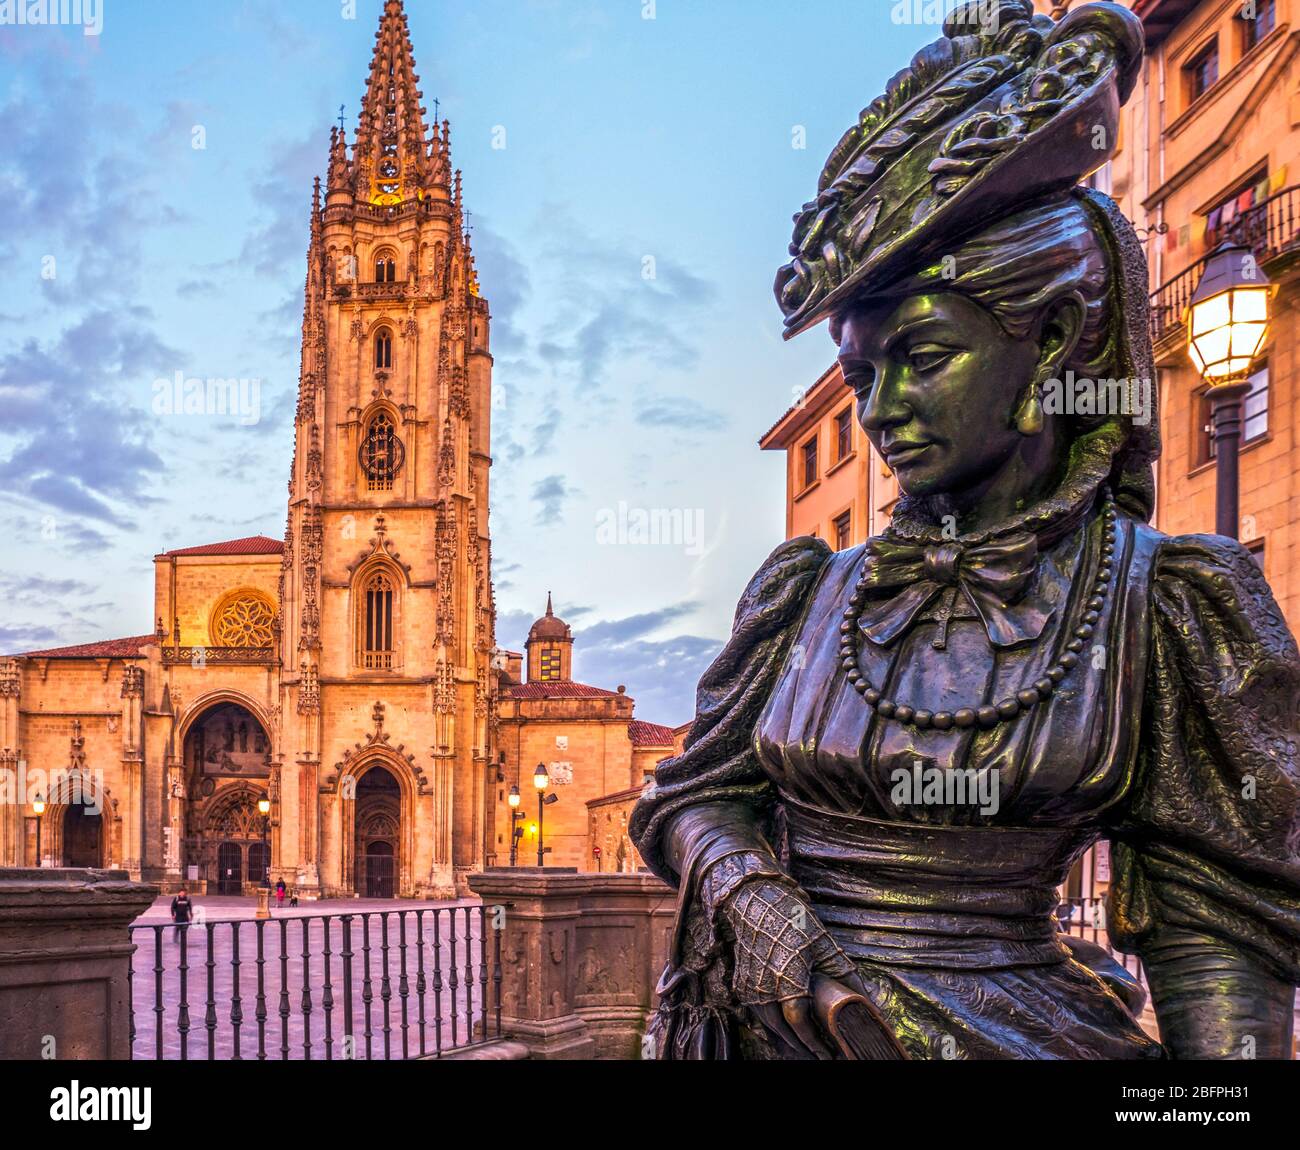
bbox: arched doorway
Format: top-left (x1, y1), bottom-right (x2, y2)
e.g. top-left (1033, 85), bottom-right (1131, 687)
top-left (180, 699), bottom-right (272, 892)
top-left (248, 842), bottom-right (270, 886)
top-left (355, 765), bottom-right (400, 898)
top-left (365, 841), bottom-right (395, 898)
top-left (62, 805), bottom-right (102, 867)
top-left (204, 788), bottom-right (268, 895)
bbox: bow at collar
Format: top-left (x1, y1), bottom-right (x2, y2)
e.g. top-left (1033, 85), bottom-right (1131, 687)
top-left (857, 531), bottom-right (1052, 649)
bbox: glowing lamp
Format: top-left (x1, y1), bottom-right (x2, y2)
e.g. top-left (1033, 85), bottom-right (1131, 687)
top-left (1188, 242), bottom-right (1271, 381)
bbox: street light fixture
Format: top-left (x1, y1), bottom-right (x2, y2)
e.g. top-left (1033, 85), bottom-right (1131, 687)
top-left (1188, 240), bottom-right (1272, 538)
top-left (257, 796), bottom-right (271, 888)
top-left (32, 791), bottom-right (44, 868)
top-left (508, 784), bottom-right (525, 867)
top-left (533, 763), bottom-right (558, 867)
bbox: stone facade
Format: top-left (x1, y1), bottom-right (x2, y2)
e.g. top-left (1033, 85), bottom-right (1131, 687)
top-left (492, 601), bottom-right (674, 872)
top-left (759, 363), bottom-right (899, 550)
top-left (1, 1), bottom-right (497, 899)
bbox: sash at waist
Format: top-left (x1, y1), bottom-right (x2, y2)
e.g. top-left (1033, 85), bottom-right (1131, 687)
top-left (781, 794), bottom-right (1095, 970)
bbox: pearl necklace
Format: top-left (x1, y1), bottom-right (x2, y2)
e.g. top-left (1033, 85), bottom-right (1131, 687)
top-left (837, 490), bottom-right (1118, 732)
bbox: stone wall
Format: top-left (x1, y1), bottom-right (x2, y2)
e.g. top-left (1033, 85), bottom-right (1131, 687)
top-left (0, 868), bottom-right (156, 1060)
top-left (468, 868), bottom-right (674, 1059)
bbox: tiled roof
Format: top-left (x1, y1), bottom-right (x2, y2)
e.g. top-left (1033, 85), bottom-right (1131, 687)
top-left (504, 681), bottom-right (624, 700)
top-left (628, 720), bottom-right (676, 747)
top-left (163, 535), bottom-right (284, 558)
top-left (17, 634), bottom-right (155, 659)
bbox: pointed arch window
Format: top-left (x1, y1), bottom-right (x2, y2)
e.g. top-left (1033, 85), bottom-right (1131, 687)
top-left (360, 570), bottom-right (396, 670)
top-left (375, 254), bottom-right (397, 284)
top-left (360, 410), bottom-right (404, 492)
top-left (375, 327), bottom-right (393, 370)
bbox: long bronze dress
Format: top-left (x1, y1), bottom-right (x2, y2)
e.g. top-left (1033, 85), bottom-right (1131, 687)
top-left (630, 463), bottom-right (1300, 1059)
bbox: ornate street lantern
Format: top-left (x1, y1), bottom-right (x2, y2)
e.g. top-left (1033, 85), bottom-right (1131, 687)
top-left (1187, 241), bottom-right (1272, 538)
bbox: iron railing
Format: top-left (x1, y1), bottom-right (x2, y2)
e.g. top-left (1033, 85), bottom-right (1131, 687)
top-left (128, 903), bottom-right (501, 1061)
top-left (1149, 184), bottom-right (1300, 346)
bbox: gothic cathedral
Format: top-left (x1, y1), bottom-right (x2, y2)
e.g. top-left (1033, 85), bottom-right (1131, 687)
top-left (0, 1), bottom-right (497, 897)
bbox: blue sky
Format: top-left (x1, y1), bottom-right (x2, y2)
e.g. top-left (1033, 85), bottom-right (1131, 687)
top-left (0, 0), bottom-right (948, 724)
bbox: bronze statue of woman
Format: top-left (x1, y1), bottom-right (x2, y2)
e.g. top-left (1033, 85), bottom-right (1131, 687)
top-left (631, 0), bottom-right (1300, 1059)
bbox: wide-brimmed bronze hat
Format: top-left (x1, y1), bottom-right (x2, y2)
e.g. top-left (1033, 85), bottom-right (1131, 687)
top-left (775, 0), bottom-right (1143, 339)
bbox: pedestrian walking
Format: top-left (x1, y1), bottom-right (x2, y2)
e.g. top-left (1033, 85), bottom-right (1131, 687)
top-left (171, 888), bottom-right (193, 942)
top-left (275, 878), bottom-right (286, 910)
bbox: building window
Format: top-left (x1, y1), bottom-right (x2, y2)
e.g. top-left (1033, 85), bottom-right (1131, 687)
top-left (1205, 169), bottom-right (1270, 248)
top-left (833, 511), bottom-right (852, 552)
top-left (360, 411), bottom-right (404, 491)
top-left (210, 591), bottom-right (276, 648)
top-left (539, 647), bottom-right (562, 681)
top-left (801, 434), bottom-right (818, 489)
top-left (1244, 359), bottom-right (1270, 442)
top-left (1240, 0), bottom-right (1276, 53)
top-left (835, 406), bottom-right (853, 463)
top-left (1246, 539), bottom-right (1265, 570)
top-left (360, 571), bottom-right (395, 670)
top-left (375, 253), bottom-right (397, 283)
top-left (1084, 163), bottom-right (1112, 197)
top-left (375, 328), bottom-right (393, 371)
top-left (1185, 38), bottom-right (1219, 104)
top-left (1195, 361), bottom-right (1268, 466)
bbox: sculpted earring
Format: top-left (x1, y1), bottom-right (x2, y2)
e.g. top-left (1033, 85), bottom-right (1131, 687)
top-left (1015, 382), bottom-right (1044, 436)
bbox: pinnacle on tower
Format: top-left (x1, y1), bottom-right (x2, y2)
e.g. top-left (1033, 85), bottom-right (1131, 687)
top-left (350, 0), bottom-right (437, 206)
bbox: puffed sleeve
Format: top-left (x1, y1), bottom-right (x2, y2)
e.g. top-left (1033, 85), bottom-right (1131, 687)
top-left (630, 535), bottom-right (832, 883)
top-left (630, 536), bottom-right (831, 1059)
top-left (1106, 533), bottom-right (1300, 1058)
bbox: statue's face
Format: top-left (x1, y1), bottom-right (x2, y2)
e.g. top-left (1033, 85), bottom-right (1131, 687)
top-left (837, 292), bottom-right (1043, 501)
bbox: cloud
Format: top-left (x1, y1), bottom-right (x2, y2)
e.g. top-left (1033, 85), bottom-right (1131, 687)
top-left (636, 395), bottom-right (729, 433)
top-left (236, 132), bottom-right (325, 279)
top-left (0, 623), bottom-right (65, 654)
top-left (522, 207), bottom-right (716, 391)
top-left (531, 473), bottom-right (574, 526)
top-left (471, 222), bottom-right (531, 355)
top-left (573, 633), bottom-right (719, 726)
top-left (0, 310), bottom-right (174, 524)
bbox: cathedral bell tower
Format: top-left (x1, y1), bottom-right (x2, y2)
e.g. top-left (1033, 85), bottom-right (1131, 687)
top-left (277, 0), bottom-right (496, 897)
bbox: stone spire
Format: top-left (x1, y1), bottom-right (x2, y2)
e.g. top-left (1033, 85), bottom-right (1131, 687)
top-left (326, 125), bottom-right (349, 194)
top-left (351, 0), bottom-right (436, 206)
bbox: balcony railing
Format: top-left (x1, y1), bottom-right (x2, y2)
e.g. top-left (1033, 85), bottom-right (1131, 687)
top-left (1149, 184), bottom-right (1300, 347)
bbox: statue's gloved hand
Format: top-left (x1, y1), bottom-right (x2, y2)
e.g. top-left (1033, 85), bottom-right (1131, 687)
top-left (720, 877), bottom-right (859, 1058)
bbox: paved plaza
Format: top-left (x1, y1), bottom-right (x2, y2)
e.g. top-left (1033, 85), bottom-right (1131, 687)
top-left (129, 895), bottom-right (494, 1060)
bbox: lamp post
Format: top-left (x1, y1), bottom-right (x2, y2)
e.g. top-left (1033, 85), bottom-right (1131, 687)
top-left (533, 762), bottom-right (558, 867)
top-left (32, 791), bottom-right (44, 868)
top-left (1188, 241), bottom-right (1272, 539)
top-left (256, 795), bottom-right (272, 920)
top-left (508, 784), bottom-right (524, 867)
